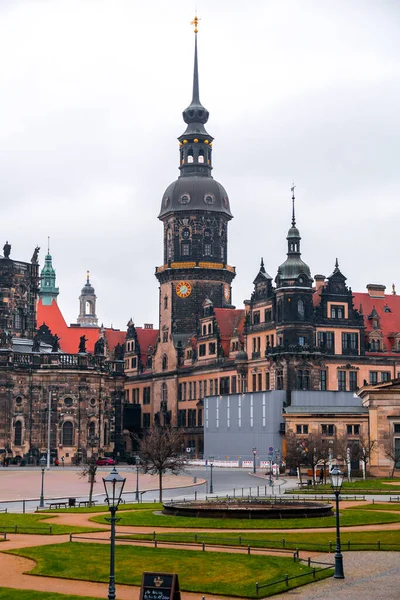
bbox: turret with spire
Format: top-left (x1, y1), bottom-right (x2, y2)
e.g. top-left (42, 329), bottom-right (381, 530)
top-left (77, 271), bottom-right (98, 327)
top-left (39, 237), bottom-right (59, 305)
top-left (275, 187), bottom-right (312, 288)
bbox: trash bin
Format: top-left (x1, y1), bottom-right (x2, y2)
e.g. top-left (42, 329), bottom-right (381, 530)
top-left (193, 476), bottom-right (197, 483)
top-left (307, 479), bottom-right (312, 487)
top-left (68, 498), bottom-right (76, 507)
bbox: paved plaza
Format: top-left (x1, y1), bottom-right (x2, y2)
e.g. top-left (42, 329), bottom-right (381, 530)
top-left (0, 468), bottom-right (399, 599)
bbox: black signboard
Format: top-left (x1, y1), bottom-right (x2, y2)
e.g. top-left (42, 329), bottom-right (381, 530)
top-left (140, 572), bottom-right (180, 600)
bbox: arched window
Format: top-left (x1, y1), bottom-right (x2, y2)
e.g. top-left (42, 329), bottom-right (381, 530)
top-left (162, 355), bottom-right (168, 371)
top-left (198, 149), bottom-right (204, 163)
top-left (298, 299), bottom-right (305, 320)
top-left (202, 325), bottom-right (206, 335)
top-left (62, 421), bottom-right (74, 446)
top-left (187, 148), bottom-right (194, 163)
top-left (297, 369), bottom-right (311, 390)
top-left (208, 323), bottom-right (212, 334)
top-left (14, 421), bottom-right (22, 446)
top-left (88, 421), bottom-right (96, 438)
top-left (85, 301), bottom-right (92, 315)
top-left (161, 383), bottom-right (168, 402)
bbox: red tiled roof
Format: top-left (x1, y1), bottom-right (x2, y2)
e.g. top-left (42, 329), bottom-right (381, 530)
top-left (214, 308), bottom-right (245, 356)
top-left (353, 291), bottom-right (400, 354)
top-left (37, 299), bottom-right (126, 355)
top-left (135, 327), bottom-right (159, 368)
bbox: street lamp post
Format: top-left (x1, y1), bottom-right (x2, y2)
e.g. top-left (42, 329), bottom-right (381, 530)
top-left (275, 449), bottom-right (280, 481)
top-left (209, 456), bottom-right (214, 494)
top-left (135, 455), bottom-right (140, 502)
top-left (268, 453), bottom-right (273, 487)
top-left (252, 447), bottom-right (257, 474)
top-left (330, 466), bottom-right (345, 579)
top-left (39, 456), bottom-right (46, 508)
top-left (103, 466), bottom-right (127, 600)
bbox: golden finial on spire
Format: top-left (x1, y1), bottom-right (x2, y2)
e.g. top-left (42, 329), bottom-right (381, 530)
top-left (191, 15), bottom-right (199, 33)
top-left (86, 270), bottom-right (90, 283)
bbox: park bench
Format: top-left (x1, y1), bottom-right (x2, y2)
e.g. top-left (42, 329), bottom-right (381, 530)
top-left (78, 500), bottom-right (97, 508)
top-left (47, 501), bottom-right (68, 509)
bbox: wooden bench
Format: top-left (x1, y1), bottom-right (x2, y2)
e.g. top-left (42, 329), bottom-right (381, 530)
top-left (47, 502), bottom-right (68, 509)
top-left (78, 500), bottom-right (97, 508)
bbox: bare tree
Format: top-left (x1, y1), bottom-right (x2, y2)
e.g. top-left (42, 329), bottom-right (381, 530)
top-left (301, 433), bottom-right (322, 486)
top-left (135, 426), bottom-right (187, 502)
top-left (284, 432), bottom-right (307, 484)
top-left (79, 456), bottom-right (97, 505)
top-left (384, 432), bottom-right (400, 478)
top-left (336, 433), bottom-right (378, 480)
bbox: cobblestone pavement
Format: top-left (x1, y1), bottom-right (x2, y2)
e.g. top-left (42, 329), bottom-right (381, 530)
top-left (278, 552), bottom-right (400, 599)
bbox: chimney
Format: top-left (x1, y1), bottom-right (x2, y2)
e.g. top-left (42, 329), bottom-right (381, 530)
top-left (314, 274), bottom-right (326, 291)
top-left (144, 323), bottom-right (153, 329)
top-left (367, 284), bottom-right (386, 298)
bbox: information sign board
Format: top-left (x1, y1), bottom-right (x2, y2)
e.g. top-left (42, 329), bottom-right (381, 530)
top-left (140, 572), bottom-right (180, 600)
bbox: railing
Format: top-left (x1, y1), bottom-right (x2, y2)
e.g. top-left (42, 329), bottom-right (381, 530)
top-left (4, 352), bottom-right (124, 374)
top-left (266, 344), bottom-right (329, 356)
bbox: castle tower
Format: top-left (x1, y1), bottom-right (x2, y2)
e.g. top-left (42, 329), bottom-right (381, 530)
top-left (77, 271), bottom-right (98, 327)
top-left (156, 19), bottom-right (236, 341)
top-left (39, 240), bottom-right (59, 306)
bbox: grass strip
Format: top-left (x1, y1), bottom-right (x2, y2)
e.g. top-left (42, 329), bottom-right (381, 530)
top-left (115, 527), bottom-right (400, 552)
top-left (8, 542), bottom-right (332, 598)
top-left (346, 503), bottom-right (400, 511)
top-left (0, 513), bottom-right (105, 535)
top-left (40, 502), bottom-right (162, 514)
top-left (90, 507), bottom-right (400, 529)
top-left (0, 589), bottom-right (101, 600)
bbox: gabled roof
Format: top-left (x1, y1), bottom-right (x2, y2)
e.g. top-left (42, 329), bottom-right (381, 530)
top-left (352, 291), bottom-right (400, 355)
top-left (214, 308), bottom-right (245, 356)
top-left (135, 327), bottom-right (159, 369)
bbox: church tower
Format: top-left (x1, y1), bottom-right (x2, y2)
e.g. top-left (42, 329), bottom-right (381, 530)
top-left (39, 240), bottom-right (59, 306)
top-left (77, 271), bottom-right (98, 327)
top-left (156, 19), bottom-right (235, 344)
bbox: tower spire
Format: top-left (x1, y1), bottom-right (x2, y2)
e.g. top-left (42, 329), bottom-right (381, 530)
top-left (191, 16), bottom-right (200, 104)
top-left (291, 184), bottom-right (296, 227)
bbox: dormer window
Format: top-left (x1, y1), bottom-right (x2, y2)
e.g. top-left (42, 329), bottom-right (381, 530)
top-left (253, 311), bottom-right (260, 325)
top-left (331, 305), bottom-right (345, 319)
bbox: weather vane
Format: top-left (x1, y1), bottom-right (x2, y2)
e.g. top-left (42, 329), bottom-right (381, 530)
top-left (191, 14), bottom-right (200, 33)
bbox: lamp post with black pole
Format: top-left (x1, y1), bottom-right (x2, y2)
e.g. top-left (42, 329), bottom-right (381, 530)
top-left (330, 466), bottom-right (345, 579)
top-left (135, 455), bottom-right (140, 502)
top-left (39, 455), bottom-right (46, 508)
top-left (209, 456), bottom-right (214, 494)
top-left (252, 447), bottom-right (257, 474)
top-left (103, 466), bottom-right (126, 600)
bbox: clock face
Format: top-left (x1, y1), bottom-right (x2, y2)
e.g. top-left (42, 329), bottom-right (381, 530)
top-left (176, 281), bottom-right (192, 298)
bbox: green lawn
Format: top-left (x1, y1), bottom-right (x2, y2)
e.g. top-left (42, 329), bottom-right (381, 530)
top-left (288, 478), bottom-right (400, 494)
top-left (0, 513), bottom-right (105, 535)
top-left (347, 503), bottom-right (400, 511)
top-left (8, 542), bottom-right (332, 598)
top-left (41, 502), bottom-right (162, 514)
top-left (90, 507), bottom-right (400, 529)
top-left (117, 527), bottom-right (400, 552)
top-left (0, 589), bottom-right (101, 600)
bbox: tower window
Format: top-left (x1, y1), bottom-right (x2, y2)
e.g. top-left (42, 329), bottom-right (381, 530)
top-left (187, 148), bottom-right (194, 163)
top-left (164, 296), bottom-right (168, 310)
top-left (298, 299), bottom-right (305, 319)
top-left (162, 355), bottom-right (168, 371)
top-left (14, 421), bottom-right (22, 446)
top-left (204, 243), bottom-right (212, 256)
top-left (182, 243), bottom-right (190, 256)
top-left (62, 421), bottom-right (74, 446)
top-left (85, 301), bottom-right (92, 315)
top-left (198, 149), bottom-right (204, 163)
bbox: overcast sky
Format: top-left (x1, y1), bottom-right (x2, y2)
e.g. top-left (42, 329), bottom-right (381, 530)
top-left (1, 0), bottom-right (399, 331)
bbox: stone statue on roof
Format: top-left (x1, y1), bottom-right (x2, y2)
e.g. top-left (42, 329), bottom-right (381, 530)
top-left (94, 337), bottom-right (105, 356)
top-left (114, 343), bottom-right (124, 361)
top-left (32, 333), bottom-right (41, 353)
top-left (3, 241), bottom-right (11, 259)
top-left (79, 335), bottom-right (88, 354)
top-left (51, 334), bottom-right (60, 353)
top-left (31, 246), bottom-right (40, 264)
